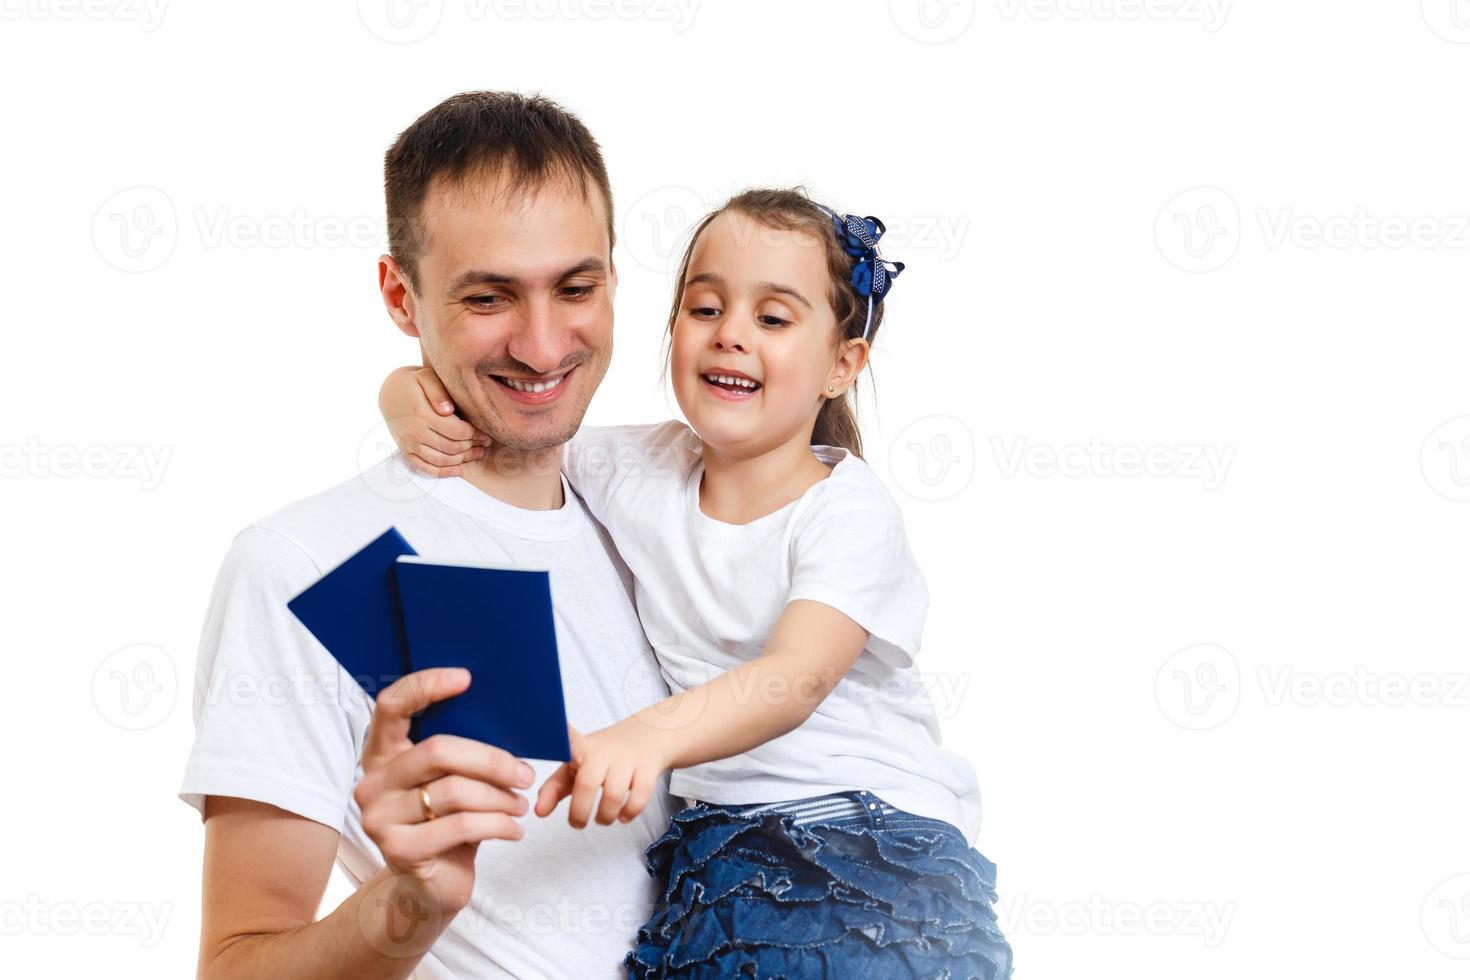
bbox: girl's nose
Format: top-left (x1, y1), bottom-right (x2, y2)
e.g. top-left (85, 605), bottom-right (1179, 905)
top-left (711, 316), bottom-right (749, 354)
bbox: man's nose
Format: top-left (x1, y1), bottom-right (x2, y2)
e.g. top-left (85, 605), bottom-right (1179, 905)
top-left (507, 295), bottom-right (575, 374)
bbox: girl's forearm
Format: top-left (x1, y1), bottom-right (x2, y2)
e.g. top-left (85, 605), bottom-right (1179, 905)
top-left (633, 651), bottom-right (833, 770)
top-left (628, 600), bottom-right (870, 771)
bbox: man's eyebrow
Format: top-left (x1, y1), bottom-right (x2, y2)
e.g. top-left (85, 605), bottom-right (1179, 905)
top-left (685, 271), bottom-right (812, 310)
top-left (447, 257), bottom-right (607, 294)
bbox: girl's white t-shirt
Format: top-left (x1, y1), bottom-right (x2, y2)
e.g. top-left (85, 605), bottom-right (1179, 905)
top-left (567, 421), bottom-right (983, 842)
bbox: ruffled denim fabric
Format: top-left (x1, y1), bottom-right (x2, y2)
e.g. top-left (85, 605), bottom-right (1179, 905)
top-left (626, 793), bottom-right (1013, 979)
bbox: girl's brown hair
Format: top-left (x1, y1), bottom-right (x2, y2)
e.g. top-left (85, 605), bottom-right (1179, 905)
top-left (666, 187), bottom-right (885, 458)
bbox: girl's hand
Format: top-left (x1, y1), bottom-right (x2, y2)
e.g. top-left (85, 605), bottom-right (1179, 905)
top-left (379, 365), bottom-right (491, 478)
top-left (534, 721), bottom-right (670, 828)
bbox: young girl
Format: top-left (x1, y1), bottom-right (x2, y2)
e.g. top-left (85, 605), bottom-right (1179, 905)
top-left (381, 188), bottom-right (1013, 978)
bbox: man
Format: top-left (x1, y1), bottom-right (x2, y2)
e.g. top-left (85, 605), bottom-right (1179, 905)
top-left (179, 91), bottom-right (673, 979)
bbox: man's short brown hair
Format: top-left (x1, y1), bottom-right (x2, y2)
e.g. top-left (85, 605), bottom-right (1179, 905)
top-left (384, 91), bottom-right (615, 290)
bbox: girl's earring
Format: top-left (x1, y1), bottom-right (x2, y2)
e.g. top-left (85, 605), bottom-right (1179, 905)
top-left (827, 383), bottom-right (837, 395)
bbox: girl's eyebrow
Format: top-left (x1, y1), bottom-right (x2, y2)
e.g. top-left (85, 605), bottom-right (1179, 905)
top-left (686, 271), bottom-right (812, 310)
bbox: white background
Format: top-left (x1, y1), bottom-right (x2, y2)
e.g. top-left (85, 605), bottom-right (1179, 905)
top-left (2, 1), bottom-right (1468, 976)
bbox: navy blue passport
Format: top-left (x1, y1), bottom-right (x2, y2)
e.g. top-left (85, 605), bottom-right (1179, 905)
top-left (286, 527), bottom-right (418, 698)
top-left (394, 557), bottom-right (572, 762)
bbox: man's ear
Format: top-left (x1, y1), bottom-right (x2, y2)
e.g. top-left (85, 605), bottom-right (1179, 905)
top-left (828, 337), bottom-right (871, 396)
top-left (378, 255), bottom-right (420, 339)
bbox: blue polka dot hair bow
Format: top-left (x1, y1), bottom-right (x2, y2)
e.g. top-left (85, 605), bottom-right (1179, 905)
top-left (818, 207), bottom-right (905, 341)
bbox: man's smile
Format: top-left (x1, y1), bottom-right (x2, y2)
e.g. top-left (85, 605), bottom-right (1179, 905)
top-left (487, 365), bottom-right (577, 406)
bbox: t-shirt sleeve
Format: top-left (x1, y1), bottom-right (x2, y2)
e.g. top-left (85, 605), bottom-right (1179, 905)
top-left (787, 490), bottom-right (930, 672)
top-left (565, 421), bottom-right (698, 526)
top-left (178, 526), bottom-right (364, 830)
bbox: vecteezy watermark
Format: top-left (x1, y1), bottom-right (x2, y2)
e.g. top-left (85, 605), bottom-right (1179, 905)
top-left (1256, 208), bottom-right (1470, 251)
top-left (619, 186), bottom-right (969, 274)
top-left (1421, 416), bottom-right (1470, 502)
top-left (460, 897), bottom-right (648, 938)
top-left (1157, 186), bottom-right (1470, 272)
top-left (0, 438), bottom-right (173, 489)
top-left (997, 894), bottom-right (1235, 947)
top-left (193, 207), bottom-right (384, 251)
top-left (995, 0), bottom-right (1230, 31)
top-left (1157, 646), bottom-right (1470, 730)
top-left (0, 0), bottom-right (168, 30)
top-left (93, 186), bottom-right (388, 273)
top-left (1421, 0), bottom-right (1470, 43)
top-left (888, 415), bottom-right (977, 503)
top-left (889, 0), bottom-right (977, 43)
top-left (92, 644), bottom-right (178, 731)
top-left (992, 436), bottom-right (1234, 489)
top-left (357, 0), bottom-right (698, 43)
top-left (1155, 186), bottom-right (1241, 273)
top-left (194, 663), bottom-right (374, 712)
top-left (875, 213), bottom-right (971, 262)
top-left (1155, 644), bottom-right (1241, 731)
top-left (0, 896), bottom-right (171, 946)
top-left (1257, 665), bottom-right (1470, 709)
top-left (1422, 873), bottom-right (1470, 959)
top-left (614, 644), bottom-right (973, 731)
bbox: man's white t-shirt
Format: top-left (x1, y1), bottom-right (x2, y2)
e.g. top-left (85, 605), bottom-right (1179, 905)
top-left (179, 456), bottom-right (675, 980)
top-left (566, 421), bottom-right (983, 842)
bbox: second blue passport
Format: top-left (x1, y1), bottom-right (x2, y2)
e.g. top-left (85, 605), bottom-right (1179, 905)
top-left (395, 556), bottom-right (573, 763)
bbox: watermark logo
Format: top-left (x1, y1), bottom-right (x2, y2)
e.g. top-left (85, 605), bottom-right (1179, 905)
top-left (357, 422), bottom-right (440, 502)
top-left (1154, 643), bottom-right (1240, 730)
top-left (621, 185), bottom-right (705, 274)
top-left (1421, 416), bottom-right (1470, 502)
top-left (888, 415), bottom-right (977, 502)
top-left (92, 186), bottom-right (176, 273)
top-left (1422, 0), bottom-right (1470, 43)
top-left (92, 643), bottom-right (177, 731)
top-left (889, 0), bottom-right (976, 43)
top-left (1422, 873), bottom-right (1470, 958)
top-left (358, 875), bottom-right (447, 958)
top-left (1155, 186), bottom-right (1240, 273)
top-left (357, 0), bottom-right (443, 42)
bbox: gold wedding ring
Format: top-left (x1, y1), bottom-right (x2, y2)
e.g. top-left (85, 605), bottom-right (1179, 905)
top-left (419, 785), bottom-right (436, 822)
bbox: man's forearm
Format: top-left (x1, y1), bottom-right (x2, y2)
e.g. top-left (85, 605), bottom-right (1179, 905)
top-left (202, 867), bottom-right (456, 980)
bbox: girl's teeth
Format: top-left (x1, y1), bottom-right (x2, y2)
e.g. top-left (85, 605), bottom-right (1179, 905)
top-left (505, 375), bottom-right (564, 393)
top-left (707, 374), bottom-right (758, 389)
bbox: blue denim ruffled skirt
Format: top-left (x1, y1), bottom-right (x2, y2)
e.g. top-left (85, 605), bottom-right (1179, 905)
top-left (625, 790), bottom-right (1013, 979)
